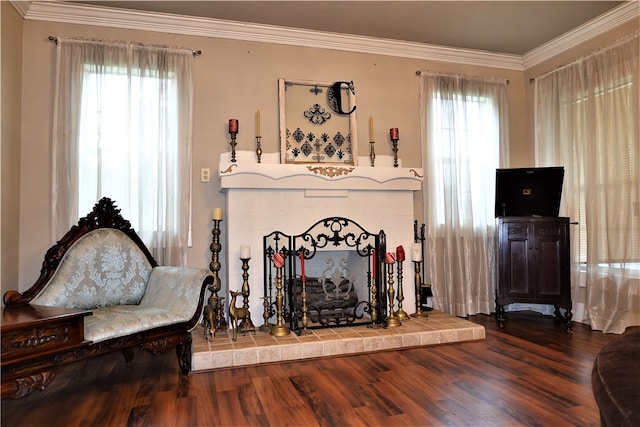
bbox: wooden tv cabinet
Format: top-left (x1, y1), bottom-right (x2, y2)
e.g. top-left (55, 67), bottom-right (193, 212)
top-left (495, 216), bottom-right (573, 332)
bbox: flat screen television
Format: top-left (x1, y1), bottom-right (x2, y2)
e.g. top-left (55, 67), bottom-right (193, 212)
top-left (495, 167), bottom-right (564, 217)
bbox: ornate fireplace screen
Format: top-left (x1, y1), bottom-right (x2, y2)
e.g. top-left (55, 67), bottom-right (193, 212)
top-left (263, 217), bottom-right (387, 334)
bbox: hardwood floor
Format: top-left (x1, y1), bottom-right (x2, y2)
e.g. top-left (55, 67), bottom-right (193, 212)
top-left (2, 312), bottom-right (614, 426)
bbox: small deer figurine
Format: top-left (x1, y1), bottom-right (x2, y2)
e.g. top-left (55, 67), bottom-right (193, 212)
top-left (229, 290), bottom-right (256, 341)
top-left (201, 302), bottom-right (216, 340)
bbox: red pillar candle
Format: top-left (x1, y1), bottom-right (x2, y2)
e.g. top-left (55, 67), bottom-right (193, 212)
top-left (389, 127), bottom-right (399, 139)
top-left (229, 118), bottom-right (239, 133)
top-left (299, 251), bottom-right (306, 281)
top-left (385, 252), bottom-right (396, 264)
top-left (396, 245), bottom-right (405, 262)
top-left (273, 252), bottom-right (285, 268)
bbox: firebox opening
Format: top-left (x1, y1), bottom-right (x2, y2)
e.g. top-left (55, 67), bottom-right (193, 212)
top-left (291, 251), bottom-right (371, 328)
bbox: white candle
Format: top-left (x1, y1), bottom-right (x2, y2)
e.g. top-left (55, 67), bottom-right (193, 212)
top-left (212, 208), bottom-right (223, 220)
top-left (240, 245), bottom-right (251, 259)
top-left (412, 243), bottom-right (422, 262)
top-left (256, 110), bottom-right (261, 136)
top-left (369, 116), bottom-right (374, 141)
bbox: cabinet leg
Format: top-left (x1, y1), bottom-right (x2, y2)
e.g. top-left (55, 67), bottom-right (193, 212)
top-left (553, 305), bottom-right (562, 320)
top-left (553, 305), bottom-right (573, 333)
top-left (565, 308), bottom-right (573, 334)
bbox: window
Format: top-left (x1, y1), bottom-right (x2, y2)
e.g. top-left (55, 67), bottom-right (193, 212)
top-left (430, 92), bottom-right (500, 227)
top-left (78, 65), bottom-right (179, 234)
top-left (52, 38), bottom-right (194, 266)
top-left (533, 32), bottom-right (638, 333)
top-left (419, 72), bottom-right (509, 317)
top-left (567, 76), bottom-right (638, 264)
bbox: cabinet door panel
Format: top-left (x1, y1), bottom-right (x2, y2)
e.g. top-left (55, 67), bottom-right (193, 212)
top-left (507, 239), bottom-right (531, 295)
top-left (537, 239), bottom-right (562, 296)
top-left (536, 221), bottom-right (567, 298)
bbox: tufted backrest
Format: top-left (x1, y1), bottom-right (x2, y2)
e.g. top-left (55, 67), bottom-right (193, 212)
top-left (31, 228), bottom-right (153, 310)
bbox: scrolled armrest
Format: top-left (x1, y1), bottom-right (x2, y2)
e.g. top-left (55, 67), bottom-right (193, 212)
top-left (139, 267), bottom-right (213, 322)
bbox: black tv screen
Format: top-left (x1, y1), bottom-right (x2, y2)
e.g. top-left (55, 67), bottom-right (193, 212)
top-left (495, 167), bottom-right (564, 217)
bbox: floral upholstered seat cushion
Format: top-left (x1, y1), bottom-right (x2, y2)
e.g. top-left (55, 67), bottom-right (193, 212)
top-left (31, 228), bottom-right (152, 310)
top-left (84, 305), bottom-right (184, 342)
top-left (85, 267), bottom-right (211, 342)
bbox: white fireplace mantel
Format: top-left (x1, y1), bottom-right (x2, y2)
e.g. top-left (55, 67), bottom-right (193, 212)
top-left (219, 151), bottom-right (423, 192)
top-left (218, 151), bottom-right (423, 325)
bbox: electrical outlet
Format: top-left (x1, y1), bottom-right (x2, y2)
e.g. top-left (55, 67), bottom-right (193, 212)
top-left (200, 168), bottom-right (211, 183)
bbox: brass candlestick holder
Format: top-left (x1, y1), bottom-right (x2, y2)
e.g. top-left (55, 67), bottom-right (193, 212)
top-left (259, 296), bottom-right (273, 332)
top-left (230, 131), bottom-right (238, 163)
top-left (209, 219), bottom-right (222, 295)
top-left (412, 220), bottom-right (428, 318)
top-left (260, 256), bottom-right (276, 332)
top-left (260, 250), bottom-right (276, 332)
top-left (395, 259), bottom-right (408, 320)
top-left (256, 136), bottom-right (262, 163)
top-left (206, 219), bottom-right (226, 334)
top-left (238, 257), bottom-right (256, 332)
top-left (370, 275), bottom-right (378, 324)
top-left (386, 261), bottom-right (401, 328)
top-left (369, 251), bottom-right (379, 328)
top-left (411, 261), bottom-right (427, 317)
top-left (270, 256), bottom-right (290, 337)
top-left (301, 276), bottom-right (309, 332)
top-left (391, 138), bottom-right (399, 167)
top-left (370, 140), bottom-right (376, 167)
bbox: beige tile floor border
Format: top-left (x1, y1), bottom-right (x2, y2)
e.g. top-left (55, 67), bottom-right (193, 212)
top-left (191, 310), bottom-right (485, 371)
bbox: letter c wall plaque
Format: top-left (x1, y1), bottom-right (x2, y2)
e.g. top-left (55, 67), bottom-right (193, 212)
top-left (327, 81), bottom-right (357, 115)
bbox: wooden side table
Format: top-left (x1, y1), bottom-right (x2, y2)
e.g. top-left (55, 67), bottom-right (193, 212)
top-left (1, 305), bottom-right (92, 399)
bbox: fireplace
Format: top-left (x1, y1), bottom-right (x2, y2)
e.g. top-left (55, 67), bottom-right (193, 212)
top-left (263, 217), bottom-right (387, 332)
top-left (219, 151), bottom-right (422, 329)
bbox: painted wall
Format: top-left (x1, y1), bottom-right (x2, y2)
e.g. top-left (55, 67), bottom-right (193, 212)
top-left (11, 14), bottom-right (636, 294)
top-left (1, 2), bottom-right (23, 300)
top-left (16, 19), bottom-right (525, 291)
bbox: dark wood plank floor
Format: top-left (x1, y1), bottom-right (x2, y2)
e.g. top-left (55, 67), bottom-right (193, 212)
top-left (2, 312), bottom-right (614, 426)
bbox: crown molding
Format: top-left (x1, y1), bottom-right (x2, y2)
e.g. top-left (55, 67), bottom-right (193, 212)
top-left (9, 0), bottom-right (31, 17)
top-left (20, 1), bottom-right (637, 72)
top-left (523, 1), bottom-right (639, 69)
top-left (23, 1), bottom-right (524, 70)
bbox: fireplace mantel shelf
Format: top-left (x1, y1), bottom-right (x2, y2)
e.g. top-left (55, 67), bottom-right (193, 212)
top-left (219, 151), bottom-right (423, 191)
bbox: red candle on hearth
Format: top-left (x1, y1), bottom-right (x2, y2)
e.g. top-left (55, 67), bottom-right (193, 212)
top-left (229, 118), bottom-right (239, 133)
top-left (390, 127), bottom-right (399, 139)
top-left (273, 252), bottom-right (285, 268)
top-left (396, 245), bottom-right (405, 262)
top-left (372, 250), bottom-right (376, 280)
top-left (299, 251), bottom-right (306, 282)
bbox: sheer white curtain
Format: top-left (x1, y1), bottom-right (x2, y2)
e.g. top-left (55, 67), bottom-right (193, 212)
top-left (52, 37), bottom-right (194, 266)
top-left (534, 33), bottom-right (639, 334)
top-left (419, 72), bottom-right (509, 317)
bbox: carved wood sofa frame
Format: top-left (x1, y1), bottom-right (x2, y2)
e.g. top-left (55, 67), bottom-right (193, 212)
top-left (2, 198), bottom-right (213, 398)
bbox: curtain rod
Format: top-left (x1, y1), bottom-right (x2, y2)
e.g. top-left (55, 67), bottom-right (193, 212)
top-left (528, 30), bottom-right (638, 83)
top-left (416, 70), bottom-right (509, 85)
top-left (48, 36), bottom-right (202, 57)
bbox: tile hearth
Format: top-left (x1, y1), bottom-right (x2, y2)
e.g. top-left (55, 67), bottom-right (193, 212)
top-left (191, 310), bottom-right (485, 372)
